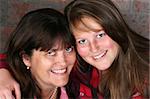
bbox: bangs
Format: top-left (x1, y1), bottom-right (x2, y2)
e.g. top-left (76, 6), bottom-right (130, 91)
top-left (71, 15), bottom-right (101, 33)
top-left (68, 5), bottom-right (102, 33)
top-left (37, 30), bottom-right (75, 52)
top-left (25, 9), bottom-right (75, 52)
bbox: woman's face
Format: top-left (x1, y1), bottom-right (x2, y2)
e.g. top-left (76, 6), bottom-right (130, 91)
top-left (22, 43), bottom-right (76, 90)
top-left (72, 17), bottom-right (120, 71)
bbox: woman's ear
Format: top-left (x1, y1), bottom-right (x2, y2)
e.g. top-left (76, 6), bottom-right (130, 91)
top-left (20, 52), bottom-right (31, 67)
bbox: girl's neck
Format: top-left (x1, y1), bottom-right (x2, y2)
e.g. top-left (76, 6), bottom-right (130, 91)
top-left (99, 69), bottom-right (108, 75)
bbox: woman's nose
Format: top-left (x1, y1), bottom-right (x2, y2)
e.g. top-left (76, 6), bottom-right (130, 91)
top-left (57, 52), bottom-right (67, 66)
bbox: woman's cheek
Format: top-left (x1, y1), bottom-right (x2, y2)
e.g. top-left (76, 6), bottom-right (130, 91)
top-left (77, 45), bottom-right (89, 57)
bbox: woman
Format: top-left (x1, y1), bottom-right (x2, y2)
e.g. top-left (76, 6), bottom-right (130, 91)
top-left (65, 0), bottom-right (149, 99)
top-left (0, 8), bottom-right (76, 98)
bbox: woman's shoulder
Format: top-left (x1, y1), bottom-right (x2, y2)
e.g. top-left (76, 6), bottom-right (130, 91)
top-left (0, 53), bottom-right (9, 69)
top-left (60, 87), bottom-right (68, 99)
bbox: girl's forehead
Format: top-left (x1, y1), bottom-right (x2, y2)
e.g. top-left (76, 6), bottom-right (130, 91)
top-left (72, 17), bottom-right (103, 34)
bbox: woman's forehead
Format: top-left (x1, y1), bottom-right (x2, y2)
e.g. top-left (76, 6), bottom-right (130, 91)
top-left (52, 39), bottom-right (70, 48)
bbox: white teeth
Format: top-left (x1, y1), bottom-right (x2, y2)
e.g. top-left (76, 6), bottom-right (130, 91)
top-left (52, 68), bottom-right (66, 74)
top-left (94, 51), bottom-right (106, 59)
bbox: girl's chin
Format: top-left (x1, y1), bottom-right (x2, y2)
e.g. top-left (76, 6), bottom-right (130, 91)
top-left (94, 64), bottom-right (111, 71)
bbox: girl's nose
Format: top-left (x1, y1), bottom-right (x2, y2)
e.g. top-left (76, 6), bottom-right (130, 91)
top-left (90, 40), bottom-right (99, 53)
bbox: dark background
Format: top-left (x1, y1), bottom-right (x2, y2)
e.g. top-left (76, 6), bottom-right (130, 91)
top-left (0, 0), bottom-right (149, 53)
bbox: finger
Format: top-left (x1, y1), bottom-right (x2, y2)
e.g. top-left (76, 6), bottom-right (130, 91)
top-left (0, 89), bottom-right (11, 99)
top-left (13, 83), bottom-right (21, 99)
top-left (0, 95), bottom-right (5, 99)
top-left (11, 95), bottom-right (15, 99)
top-left (3, 90), bottom-right (14, 99)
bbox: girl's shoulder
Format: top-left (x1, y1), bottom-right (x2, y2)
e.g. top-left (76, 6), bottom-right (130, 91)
top-left (132, 92), bottom-right (143, 99)
top-left (78, 68), bottom-right (100, 98)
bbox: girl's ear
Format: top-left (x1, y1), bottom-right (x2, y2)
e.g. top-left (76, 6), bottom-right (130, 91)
top-left (20, 52), bottom-right (31, 67)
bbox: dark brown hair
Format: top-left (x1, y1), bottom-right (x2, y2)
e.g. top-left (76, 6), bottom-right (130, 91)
top-left (6, 8), bottom-right (75, 98)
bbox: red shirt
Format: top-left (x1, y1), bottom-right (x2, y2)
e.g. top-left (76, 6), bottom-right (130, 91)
top-left (0, 53), bottom-right (146, 99)
top-left (78, 68), bottom-right (144, 99)
top-left (0, 54), bottom-right (9, 69)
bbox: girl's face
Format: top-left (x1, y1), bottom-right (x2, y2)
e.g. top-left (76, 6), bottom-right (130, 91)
top-left (72, 17), bottom-right (120, 71)
top-left (22, 43), bottom-right (76, 91)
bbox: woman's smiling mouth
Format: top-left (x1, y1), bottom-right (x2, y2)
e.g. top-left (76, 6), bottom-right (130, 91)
top-left (51, 68), bottom-right (67, 74)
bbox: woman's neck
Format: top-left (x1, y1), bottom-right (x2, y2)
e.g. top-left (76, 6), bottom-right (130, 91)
top-left (41, 87), bottom-right (58, 99)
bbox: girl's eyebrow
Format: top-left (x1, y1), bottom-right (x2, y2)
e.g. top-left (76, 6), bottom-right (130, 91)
top-left (94, 29), bottom-right (104, 32)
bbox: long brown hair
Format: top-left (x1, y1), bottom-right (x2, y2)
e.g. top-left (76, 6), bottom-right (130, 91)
top-left (6, 8), bottom-right (75, 98)
top-left (65, 0), bottom-right (149, 98)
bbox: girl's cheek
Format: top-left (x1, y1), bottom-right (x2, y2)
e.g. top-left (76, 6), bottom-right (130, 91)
top-left (77, 46), bottom-right (89, 57)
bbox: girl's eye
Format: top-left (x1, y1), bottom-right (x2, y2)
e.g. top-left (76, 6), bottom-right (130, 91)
top-left (78, 39), bottom-right (88, 45)
top-left (96, 31), bottom-right (106, 38)
top-left (65, 46), bottom-right (74, 53)
top-left (47, 50), bottom-right (55, 56)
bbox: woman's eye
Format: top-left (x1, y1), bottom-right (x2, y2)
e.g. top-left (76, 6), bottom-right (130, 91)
top-left (65, 46), bottom-right (74, 53)
top-left (47, 50), bottom-right (55, 56)
top-left (96, 31), bottom-right (106, 38)
top-left (78, 39), bottom-right (87, 45)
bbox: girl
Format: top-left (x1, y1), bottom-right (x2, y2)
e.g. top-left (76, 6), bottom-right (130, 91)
top-left (65, 0), bottom-right (149, 99)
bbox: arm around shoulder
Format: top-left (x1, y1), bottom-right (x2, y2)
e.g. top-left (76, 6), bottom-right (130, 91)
top-left (0, 53), bottom-right (21, 99)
